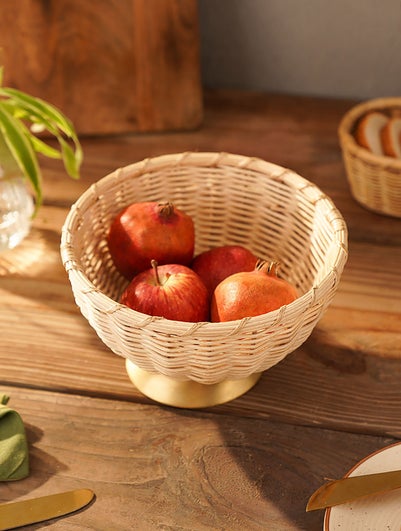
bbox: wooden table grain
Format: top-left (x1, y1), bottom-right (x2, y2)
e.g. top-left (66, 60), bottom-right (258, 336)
top-left (0, 90), bottom-right (400, 530)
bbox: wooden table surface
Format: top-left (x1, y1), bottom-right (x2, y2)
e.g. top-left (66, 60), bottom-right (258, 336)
top-left (1, 89), bottom-right (400, 530)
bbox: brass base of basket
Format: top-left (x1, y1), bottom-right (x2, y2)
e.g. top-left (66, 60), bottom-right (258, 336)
top-left (125, 359), bottom-right (262, 408)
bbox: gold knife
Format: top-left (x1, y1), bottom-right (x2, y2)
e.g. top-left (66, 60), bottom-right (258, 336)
top-left (306, 469), bottom-right (401, 511)
top-left (0, 488), bottom-right (95, 530)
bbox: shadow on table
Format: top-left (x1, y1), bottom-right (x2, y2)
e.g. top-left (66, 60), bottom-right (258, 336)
top-left (173, 406), bottom-right (394, 531)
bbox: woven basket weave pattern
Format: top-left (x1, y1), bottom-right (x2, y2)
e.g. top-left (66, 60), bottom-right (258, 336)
top-left (339, 97), bottom-right (401, 218)
top-left (61, 152), bottom-right (348, 384)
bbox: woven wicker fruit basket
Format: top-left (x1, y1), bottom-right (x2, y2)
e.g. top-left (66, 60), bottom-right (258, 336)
top-left (338, 97), bottom-right (401, 218)
top-left (60, 152), bottom-right (348, 407)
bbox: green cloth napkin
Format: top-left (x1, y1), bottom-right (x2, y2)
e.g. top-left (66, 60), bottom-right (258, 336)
top-left (0, 394), bottom-right (29, 481)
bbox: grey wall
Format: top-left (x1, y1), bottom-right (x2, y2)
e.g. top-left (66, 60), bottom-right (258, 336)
top-left (198, 0), bottom-right (401, 100)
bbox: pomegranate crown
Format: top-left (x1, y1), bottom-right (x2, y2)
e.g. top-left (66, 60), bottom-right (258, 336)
top-left (255, 259), bottom-right (280, 275)
top-left (157, 201), bottom-right (175, 218)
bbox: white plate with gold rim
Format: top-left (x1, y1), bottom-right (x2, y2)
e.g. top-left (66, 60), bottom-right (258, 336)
top-left (324, 442), bottom-right (401, 530)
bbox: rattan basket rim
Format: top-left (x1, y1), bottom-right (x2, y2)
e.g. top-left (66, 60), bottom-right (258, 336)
top-left (61, 151), bottom-right (348, 337)
top-left (338, 97), bottom-right (401, 168)
top-left (62, 268), bottom-right (340, 336)
top-left (94, 151), bottom-right (312, 193)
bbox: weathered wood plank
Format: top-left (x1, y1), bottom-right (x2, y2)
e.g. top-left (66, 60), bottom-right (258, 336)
top-left (0, 386), bottom-right (397, 530)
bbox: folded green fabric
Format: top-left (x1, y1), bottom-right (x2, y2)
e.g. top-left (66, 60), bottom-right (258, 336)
top-left (0, 394), bottom-right (29, 481)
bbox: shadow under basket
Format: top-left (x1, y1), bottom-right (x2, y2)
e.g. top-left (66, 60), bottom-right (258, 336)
top-left (60, 152), bottom-right (348, 408)
top-left (338, 97), bottom-right (401, 218)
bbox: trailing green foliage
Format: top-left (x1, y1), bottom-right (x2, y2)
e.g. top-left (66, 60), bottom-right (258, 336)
top-left (0, 65), bottom-right (82, 212)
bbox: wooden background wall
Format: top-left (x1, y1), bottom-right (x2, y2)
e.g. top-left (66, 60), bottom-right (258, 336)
top-left (0, 0), bottom-right (203, 135)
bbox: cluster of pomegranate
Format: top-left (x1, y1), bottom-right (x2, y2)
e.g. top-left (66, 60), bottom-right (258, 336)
top-left (107, 201), bottom-right (298, 323)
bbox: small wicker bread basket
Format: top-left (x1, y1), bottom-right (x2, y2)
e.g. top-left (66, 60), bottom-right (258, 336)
top-left (338, 97), bottom-right (401, 218)
top-left (61, 152), bottom-right (348, 391)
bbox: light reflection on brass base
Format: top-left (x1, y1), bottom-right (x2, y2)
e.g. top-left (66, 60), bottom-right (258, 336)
top-left (125, 359), bottom-right (262, 409)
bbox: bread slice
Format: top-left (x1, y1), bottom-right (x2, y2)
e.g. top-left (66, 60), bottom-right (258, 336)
top-left (381, 117), bottom-right (401, 158)
top-left (355, 111), bottom-right (389, 155)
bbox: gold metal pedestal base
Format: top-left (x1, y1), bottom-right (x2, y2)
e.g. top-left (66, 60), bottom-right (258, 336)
top-left (125, 360), bottom-right (262, 408)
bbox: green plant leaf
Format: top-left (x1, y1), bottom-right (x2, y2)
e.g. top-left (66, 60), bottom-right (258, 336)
top-left (1, 102), bottom-right (49, 129)
top-left (0, 98), bottom-right (81, 167)
top-left (29, 135), bottom-right (62, 160)
top-left (57, 135), bottom-right (81, 179)
top-left (0, 87), bottom-right (75, 138)
top-left (0, 65), bottom-right (82, 218)
top-left (0, 87), bottom-right (82, 179)
top-left (0, 103), bottom-right (42, 208)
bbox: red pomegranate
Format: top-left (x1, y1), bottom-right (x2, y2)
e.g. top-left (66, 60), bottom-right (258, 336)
top-left (211, 260), bottom-right (298, 322)
top-left (107, 201), bottom-right (195, 279)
